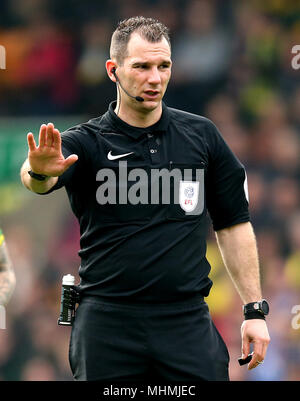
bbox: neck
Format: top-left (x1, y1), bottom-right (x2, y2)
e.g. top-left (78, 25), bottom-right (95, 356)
top-left (115, 98), bottom-right (162, 128)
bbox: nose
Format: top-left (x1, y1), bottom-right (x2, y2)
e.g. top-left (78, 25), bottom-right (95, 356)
top-left (148, 67), bottom-right (161, 85)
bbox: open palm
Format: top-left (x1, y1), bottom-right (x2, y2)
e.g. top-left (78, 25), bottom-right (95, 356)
top-left (27, 123), bottom-right (78, 177)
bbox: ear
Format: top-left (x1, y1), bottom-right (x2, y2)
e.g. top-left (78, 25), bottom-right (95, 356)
top-left (106, 60), bottom-right (117, 82)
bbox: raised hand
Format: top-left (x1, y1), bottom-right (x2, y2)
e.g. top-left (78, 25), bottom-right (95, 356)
top-left (27, 123), bottom-right (78, 177)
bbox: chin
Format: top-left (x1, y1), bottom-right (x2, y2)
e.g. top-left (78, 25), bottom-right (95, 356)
top-left (140, 99), bottom-right (161, 110)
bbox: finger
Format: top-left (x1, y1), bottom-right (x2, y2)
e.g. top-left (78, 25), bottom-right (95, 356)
top-left (52, 128), bottom-right (61, 151)
top-left (248, 358), bottom-right (264, 370)
top-left (241, 338), bottom-right (250, 360)
top-left (63, 154), bottom-right (78, 170)
top-left (253, 340), bottom-right (269, 368)
top-left (27, 133), bottom-right (37, 152)
top-left (38, 124), bottom-right (47, 147)
top-left (248, 342), bottom-right (264, 370)
top-left (248, 353), bottom-right (263, 369)
top-left (46, 123), bottom-right (54, 147)
top-left (261, 340), bottom-right (269, 360)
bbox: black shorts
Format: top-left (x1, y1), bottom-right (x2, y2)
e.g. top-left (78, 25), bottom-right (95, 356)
top-left (69, 295), bottom-right (229, 381)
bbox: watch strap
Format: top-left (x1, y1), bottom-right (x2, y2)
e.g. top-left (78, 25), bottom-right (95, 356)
top-left (243, 300), bottom-right (268, 320)
top-left (243, 301), bottom-right (262, 314)
top-left (244, 311), bottom-right (265, 320)
top-left (28, 170), bottom-right (49, 181)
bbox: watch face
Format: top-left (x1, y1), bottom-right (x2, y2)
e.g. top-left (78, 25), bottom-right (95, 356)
top-left (261, 300), bottom-right (269, 315)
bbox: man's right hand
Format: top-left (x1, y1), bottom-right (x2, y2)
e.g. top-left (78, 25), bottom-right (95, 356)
top-left (27, 122), bottom-right (78, 177)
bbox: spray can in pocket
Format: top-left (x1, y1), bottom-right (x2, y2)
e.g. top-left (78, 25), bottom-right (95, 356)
top-left (58, 274), bottom-right (78, 326)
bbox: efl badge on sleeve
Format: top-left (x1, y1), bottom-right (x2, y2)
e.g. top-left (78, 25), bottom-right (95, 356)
top-left (179, 181), bottom-right (199, 213)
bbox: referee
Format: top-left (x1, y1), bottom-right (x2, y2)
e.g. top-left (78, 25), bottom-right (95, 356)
top-left (20, 16), bottom-right (270, 381)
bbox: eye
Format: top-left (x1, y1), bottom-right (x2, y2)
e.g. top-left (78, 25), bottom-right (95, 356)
top-left (133, 64), bottom-right (148, 69)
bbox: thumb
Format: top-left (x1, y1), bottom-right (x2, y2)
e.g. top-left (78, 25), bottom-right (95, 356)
top-left (64, 154), bottom-right (78, 169)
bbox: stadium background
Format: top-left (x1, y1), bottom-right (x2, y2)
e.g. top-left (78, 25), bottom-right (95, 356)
top-left (0, 0), bottom-right (299, 381)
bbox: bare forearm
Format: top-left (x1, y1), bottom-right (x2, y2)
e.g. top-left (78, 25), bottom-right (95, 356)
top-left (0, 243), bottom-right (16, 305)
top-left (215, 222), bottom-right (262, 304)
top-left (20, 158), bottom-right (58, 194)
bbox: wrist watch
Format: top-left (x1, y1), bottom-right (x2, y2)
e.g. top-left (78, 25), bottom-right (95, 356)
top-left (243, 299), bottom-right (269, 317)
top-left (28, 170), bottom-right (49, 181)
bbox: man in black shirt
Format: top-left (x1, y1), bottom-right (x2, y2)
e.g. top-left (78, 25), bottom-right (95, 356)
top-left (20, 16), bottom-right (270, 381)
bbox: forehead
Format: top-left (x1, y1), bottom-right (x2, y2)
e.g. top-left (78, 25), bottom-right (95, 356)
top-left (125, 32), bottom-right (171, 64)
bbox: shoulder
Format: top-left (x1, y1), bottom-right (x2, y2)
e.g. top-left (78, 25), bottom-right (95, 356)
top-left (166, 106), bottom-right (233, 160)
top-left (62, 115), bottom-right (104, 139)
top-left (166, 106), bottom-right (223, 149)
top-left (59, 115), bottom-right (105, 152)
top-left (167, 106), bottom-right (218, 133)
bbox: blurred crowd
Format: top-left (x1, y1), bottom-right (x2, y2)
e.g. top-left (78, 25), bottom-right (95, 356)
top-left (0, 0), bottom-right (300, 381)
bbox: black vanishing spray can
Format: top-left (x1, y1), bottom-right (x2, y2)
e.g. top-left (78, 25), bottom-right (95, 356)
top-left (58, 274), bottom-right (77, 326)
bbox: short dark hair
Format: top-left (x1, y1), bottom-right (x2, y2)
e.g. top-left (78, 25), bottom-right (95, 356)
top-left (110, 16), bottom-right (171, 65)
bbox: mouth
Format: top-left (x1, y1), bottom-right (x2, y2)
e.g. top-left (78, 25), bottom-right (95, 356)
top-left (143, 90), bottom-right (160, 100)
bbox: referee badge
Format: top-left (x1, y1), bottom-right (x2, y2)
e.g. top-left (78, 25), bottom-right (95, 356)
top-left (179, 181), bottom-right (199, 213)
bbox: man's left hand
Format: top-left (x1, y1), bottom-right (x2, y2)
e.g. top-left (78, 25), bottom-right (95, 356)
top-left (241, 319), bottom-right (270, 370)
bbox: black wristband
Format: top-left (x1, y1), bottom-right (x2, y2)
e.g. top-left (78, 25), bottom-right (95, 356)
top-left (28, 170), bottom-right (49, 181)
top-left (244, 311), bottom-right (266, 320)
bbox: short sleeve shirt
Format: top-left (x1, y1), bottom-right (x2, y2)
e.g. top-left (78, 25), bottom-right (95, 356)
top-left (42, 101), bottom-right (250, 302)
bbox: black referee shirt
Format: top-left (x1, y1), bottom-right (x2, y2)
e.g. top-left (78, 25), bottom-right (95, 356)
top-left (42, 101), bottom-right (250, 302)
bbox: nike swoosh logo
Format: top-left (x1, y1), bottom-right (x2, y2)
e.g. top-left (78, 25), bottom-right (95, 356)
top-left (107, 151), bottom-right (134, 161)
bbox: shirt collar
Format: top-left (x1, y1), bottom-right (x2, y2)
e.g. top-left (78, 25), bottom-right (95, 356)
top-left (104, 101), bottom-right (170, 139)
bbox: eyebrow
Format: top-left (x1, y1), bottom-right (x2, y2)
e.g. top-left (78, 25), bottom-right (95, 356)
top-left (131, 60), bottom-right (172, 67)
